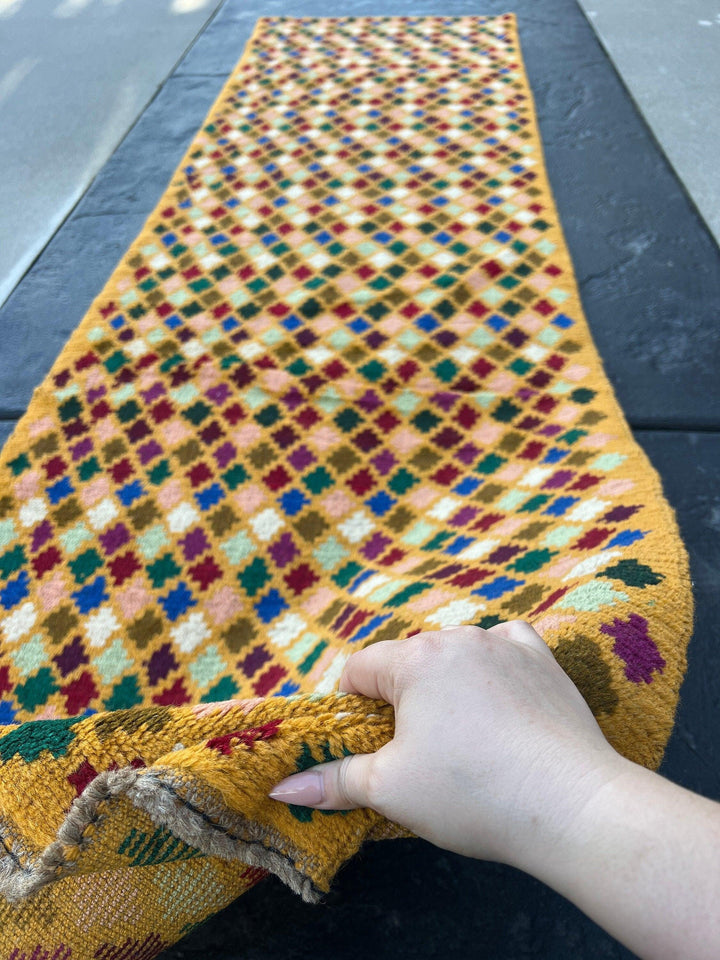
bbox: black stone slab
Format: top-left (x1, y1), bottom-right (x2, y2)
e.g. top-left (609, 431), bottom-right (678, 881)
top-left (639, 432), bottom-right (720, 797)
top-left (0, 214), bottom-right (148, 417)
top-left (156, 430), bottom-right (719, 960)
top-left (0, 0), bottom-right (718, 428)
top-left (160, 844), bottom-right (636, 960)
top-left (0, 422), bottom-right (15, 450)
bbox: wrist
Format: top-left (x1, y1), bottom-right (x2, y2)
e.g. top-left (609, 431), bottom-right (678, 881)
top-left (506, 745), bottom-right (637, 883)
top-left (511, 752), bottom-right (720, 960)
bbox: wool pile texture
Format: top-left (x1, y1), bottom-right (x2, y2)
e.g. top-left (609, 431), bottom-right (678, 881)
top-left (0, 13), bottom-right (693, 959)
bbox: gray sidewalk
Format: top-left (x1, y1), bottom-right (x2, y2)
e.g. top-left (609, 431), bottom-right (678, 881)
top-left (0, 0), bottom-right (224, 309)
top-left (1, 2), bottom-right (719, 958)
top-left (577, 0), bottom-right (720, 247)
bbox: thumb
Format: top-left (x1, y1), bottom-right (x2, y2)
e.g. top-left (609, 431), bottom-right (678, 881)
top-left (268, 753), bottom-right (377, 810)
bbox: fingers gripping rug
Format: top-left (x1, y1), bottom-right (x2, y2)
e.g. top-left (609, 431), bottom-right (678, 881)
top-left (0, 13), bottom-right (693, 958)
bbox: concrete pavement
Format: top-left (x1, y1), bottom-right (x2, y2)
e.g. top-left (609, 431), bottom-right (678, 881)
top-left (576, 0), bottom-right (720, 247)
top-left (0, 0), bottom-right (224, 308)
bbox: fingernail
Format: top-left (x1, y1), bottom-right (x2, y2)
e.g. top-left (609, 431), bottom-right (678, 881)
top-left (268, 770), bottom-right (324, 805)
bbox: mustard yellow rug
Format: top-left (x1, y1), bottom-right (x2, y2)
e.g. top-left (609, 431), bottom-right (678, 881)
top-left (0, 13), bottom-right (693, 959)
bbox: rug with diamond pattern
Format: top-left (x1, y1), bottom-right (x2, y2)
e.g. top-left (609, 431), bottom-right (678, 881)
top-left (0, 14), bottom-right (693, 959)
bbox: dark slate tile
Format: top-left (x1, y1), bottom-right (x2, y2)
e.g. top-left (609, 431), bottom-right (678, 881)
top-left (0, 421), bottom-right (17, 453)
top-left (637, 432), bottom-right (720, 799)
top-left (535, 63), bottom-right (720, 429)
top-left (0, 213), bottom-right (147, 411)
top-left (158, 842), bottom-right (633, 960)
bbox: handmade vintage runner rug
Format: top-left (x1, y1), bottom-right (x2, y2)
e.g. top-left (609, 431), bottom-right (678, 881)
top-left (0, 13), bottom-right (693, 959)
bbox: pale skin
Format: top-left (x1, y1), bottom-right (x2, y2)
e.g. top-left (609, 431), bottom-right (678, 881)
top-left (268, 621), bottom-right (720, 960)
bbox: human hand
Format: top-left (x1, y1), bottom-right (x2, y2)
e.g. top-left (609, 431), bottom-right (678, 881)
top-left (268, 621), bottom-right (631, 875)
